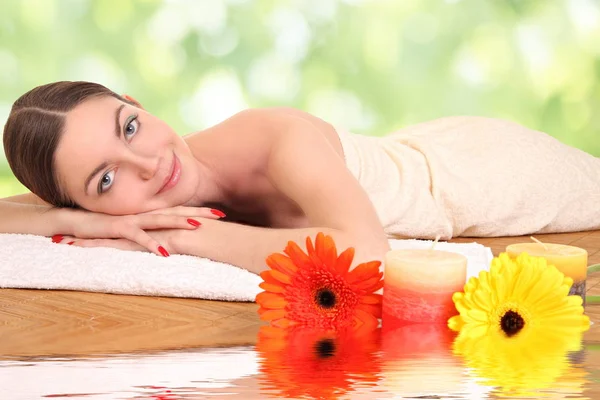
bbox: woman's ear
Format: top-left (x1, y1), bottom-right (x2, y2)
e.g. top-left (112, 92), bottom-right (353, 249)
top-left (122, 94), bottom-right (144, 109)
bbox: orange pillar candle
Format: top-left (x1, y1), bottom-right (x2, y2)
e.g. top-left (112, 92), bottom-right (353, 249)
top-left (506, 242), bottom-right (588, 303)
top-left (383, 249), bottom-right (467, 326)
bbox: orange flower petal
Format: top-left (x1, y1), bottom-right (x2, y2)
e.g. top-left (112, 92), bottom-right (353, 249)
top-left (335, 247), bottom-right (355, 275)
top-left (266, 253), bottom-right (298, 275)
top-left (360, 293), bottom-right (383, 305)
top-left (257, 325), bottom-right (288, 340)
top-left (260, 270), bottom-right (282, 285)
top-left (256, 292), bottom-right (288, 309)
top-left (284, 241), bottom-right (312, 270)
top-left (306, 236), bottom-right (327, 269)
top-left (270, 269), bottom-right (293, 285)
top-left (356, 303), bottom-right (382, 319)
top-left (315, 233), bottom-right (338, 269)
top-left (306, 235), bottom-right (316, 255)
top-left (259, 282), bottom-right (286, 294)
top-left (273, 318), bottom-right (295, 328)
top-left (259, 309), bottom-right (287, 321)
top-left (355, 274), bottom-right (384, 292)
top-left (306, 236), bottom-right (324, 269)
top-left (353, 308), bottom-right (379, 330)
top-left (347, 261), bottom-right (382, 284)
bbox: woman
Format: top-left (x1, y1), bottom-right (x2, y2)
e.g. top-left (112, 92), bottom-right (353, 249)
top-left (2, 81), bottom-right (599, 274)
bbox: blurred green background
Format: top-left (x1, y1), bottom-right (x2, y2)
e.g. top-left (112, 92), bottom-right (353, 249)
top-left (1, 0), bottom-right (599, 198)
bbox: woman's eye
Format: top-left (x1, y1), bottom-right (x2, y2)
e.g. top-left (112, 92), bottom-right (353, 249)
top-left (124, 116), bottom-right (139, 139)
top-left (99, 170), bottom-right (115, 193)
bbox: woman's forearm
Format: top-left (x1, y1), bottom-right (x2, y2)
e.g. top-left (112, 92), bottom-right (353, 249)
top-left (1, 192), bottom-right (51, 206)
top-left (0, 201), bottom-right (71, 236)
top-left (174, 219), bottom-right (390, 275)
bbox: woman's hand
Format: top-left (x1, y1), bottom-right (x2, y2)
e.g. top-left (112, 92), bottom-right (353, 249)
top-left (55, 228), bottom-right (182, 256)
top-left (53, 206), bottom-right (225, 257)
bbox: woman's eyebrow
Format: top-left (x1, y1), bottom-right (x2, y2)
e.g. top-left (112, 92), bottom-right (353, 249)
top-left (83, 104), bottom-right (126, 195)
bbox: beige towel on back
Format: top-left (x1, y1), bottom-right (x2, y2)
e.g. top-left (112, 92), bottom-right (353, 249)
top-left (337, 116), bottom-right (600, 239)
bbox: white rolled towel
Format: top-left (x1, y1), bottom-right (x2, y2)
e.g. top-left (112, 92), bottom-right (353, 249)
top-left (0, 233), bottom-right (493, 301)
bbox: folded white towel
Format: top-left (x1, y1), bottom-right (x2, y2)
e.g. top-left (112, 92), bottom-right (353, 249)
top-left (0, 234), bottom-right (493, 301)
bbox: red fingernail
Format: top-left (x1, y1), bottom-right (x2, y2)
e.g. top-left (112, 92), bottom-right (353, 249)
top-left (211, 209), bottom-right (226, 218)
top-left (52, 234), bottom-right (64, 243)
top-left (67, 241), bottom-right (75, 245)
top-left (158, 246), bottom-right (170, 257)
top-left (187, 218), bottom-right (201, 227)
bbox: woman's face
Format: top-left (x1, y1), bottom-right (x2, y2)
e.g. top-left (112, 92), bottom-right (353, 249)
top-left (55, 95), bottom-right (200, 215)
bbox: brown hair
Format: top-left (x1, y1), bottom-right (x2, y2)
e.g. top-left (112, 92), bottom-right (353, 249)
top-left (3, 81), bottom-right (128, 208)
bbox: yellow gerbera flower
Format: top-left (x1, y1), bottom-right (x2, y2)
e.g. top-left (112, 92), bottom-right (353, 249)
top-left (448, 252), bottom-right (590, 395)
top-left (448, 252), bottom-right (590, 337)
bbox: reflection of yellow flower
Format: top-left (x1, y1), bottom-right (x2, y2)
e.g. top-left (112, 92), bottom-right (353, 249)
top-left (453, 323), bottom-right (587, 396)
top-left (448, 252), bottom-right (590, 337)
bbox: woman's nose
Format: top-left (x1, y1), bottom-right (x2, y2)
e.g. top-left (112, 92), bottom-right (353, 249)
top-left (127, 153), bottom-right (160, 180)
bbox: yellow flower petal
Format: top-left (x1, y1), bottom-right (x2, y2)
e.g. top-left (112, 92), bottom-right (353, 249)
top-left (448, 315), bottom-right (464, 331)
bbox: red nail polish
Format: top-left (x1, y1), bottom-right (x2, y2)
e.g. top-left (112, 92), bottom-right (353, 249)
top-left (158, 246), bottom-right (170, 257)
top-left (67, 241), bottom-right (75, 245)
top-left (211, 209), bottom-right (226, 218)
top-left (52, 234), bottom-right (64, 243)
top-left (187, 218), bottom-right (201, 227)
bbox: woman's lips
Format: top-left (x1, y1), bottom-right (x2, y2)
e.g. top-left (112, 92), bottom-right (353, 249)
top-left (157, 154), bottom-right (181, 194)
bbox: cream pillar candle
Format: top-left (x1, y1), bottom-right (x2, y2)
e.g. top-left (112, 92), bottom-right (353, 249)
top-left (383, 249), bottom-right (467, 326)
top-left (506, 241), bottom-right (588, 303)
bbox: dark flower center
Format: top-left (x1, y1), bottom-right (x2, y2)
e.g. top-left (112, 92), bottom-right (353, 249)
top-left (500, 310), bottom-right (525, 337)
top-left (315, 288), bottom-right (336, 309)
top-left (314, 338), bottom-right (336, 359)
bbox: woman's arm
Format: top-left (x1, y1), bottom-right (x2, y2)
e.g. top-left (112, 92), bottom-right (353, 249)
top-left (0, 200), bottom-right (74, 236)
top-left (0, 192), bottom-right (215, 256)
top-left (0, 191), bottom-right (71, 235)
top-left (172, 218), bottom-right (385, 275)
top-left (173, 109), bottom-right (390, 273)
top-left (1, 192), bottom-right (52, 206)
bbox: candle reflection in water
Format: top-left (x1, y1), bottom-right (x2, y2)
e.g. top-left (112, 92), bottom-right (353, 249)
top-left (380, 323), bottom-right (475, 398)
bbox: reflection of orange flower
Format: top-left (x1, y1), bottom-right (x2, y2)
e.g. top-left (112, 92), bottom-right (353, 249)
top-left (256, 233), bottom-right (383, 329)
top-left (257, 325), bottom-right (382, 399)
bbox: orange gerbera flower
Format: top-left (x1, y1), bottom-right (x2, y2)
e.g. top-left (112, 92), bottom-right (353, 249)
top-left (256, 325), bottom-right (382, 399)
top-left (256, 233), bottom-right (383, 329)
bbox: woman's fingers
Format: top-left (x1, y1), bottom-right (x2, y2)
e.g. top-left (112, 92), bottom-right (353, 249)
top-left (54, 235), bottom-right (147, 252)
top-left (54, 211), bottom-right (213, 257)
top-left (132, 214), bottom-right (204, 231)
top-left (114, 224), bottom-right (173, 257)
top-left (54, 231), bottom-right (169, 257)
top-left (139, 206), bottom-right (226, 219)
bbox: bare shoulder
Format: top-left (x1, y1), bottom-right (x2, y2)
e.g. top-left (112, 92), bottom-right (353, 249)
top-left (261, 107), bottom-right (343, 153)
top-left (184, 108), bottom-right (344, 167)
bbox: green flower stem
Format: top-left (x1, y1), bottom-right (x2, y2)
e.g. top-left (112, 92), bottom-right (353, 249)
top-left (584, 265), bottom-right (600, 304)
top-left (588, 264), bottom-right (600, 274)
